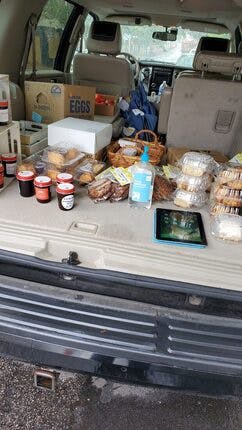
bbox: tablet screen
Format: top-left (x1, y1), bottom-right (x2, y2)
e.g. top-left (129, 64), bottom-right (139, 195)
top-left (155, 209), bottom-right (207, 246)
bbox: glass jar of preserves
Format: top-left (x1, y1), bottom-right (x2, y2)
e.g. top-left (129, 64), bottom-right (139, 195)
top-left (16, 170), bottom-right (35, 197)
top-left (34, 176), bottom-right (52, 203)
top-left (56, 173), bottom-right (73, 184)
top-left (56, 183), bottom-right (75, 211)
top-left (2, 153), bottom-right (17, 177)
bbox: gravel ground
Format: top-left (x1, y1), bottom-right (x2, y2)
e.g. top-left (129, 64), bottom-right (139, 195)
top-left (0, 356), bottom-right (242, 430)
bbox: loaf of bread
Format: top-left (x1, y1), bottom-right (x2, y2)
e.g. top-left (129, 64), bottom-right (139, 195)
top-left (153, 175), bottom-right (174, 201)
top-left (88, 179), bottom-right (113, 202)
top-left (110, 183), bottom-right (129, 202)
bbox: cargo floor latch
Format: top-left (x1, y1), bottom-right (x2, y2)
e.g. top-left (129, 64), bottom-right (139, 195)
top-left (62, 251), bottom-right (81, 266)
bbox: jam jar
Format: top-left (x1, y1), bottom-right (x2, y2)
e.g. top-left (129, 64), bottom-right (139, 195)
top-left (34, 176), bottom-right (52, 203)
top-left (16, 170), bottom-right (35, 197)
top-left (56, 173), bottom-right (73, 184)
top-left (1, 153), bottom-right (17, 177)
top-left (56, 183), bottom-right (75, 211)
top-left (0, 163), bottom-right (4, 189)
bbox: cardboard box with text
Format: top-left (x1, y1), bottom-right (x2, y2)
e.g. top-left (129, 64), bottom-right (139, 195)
top-left (25, 81), bottom-right (95, 124)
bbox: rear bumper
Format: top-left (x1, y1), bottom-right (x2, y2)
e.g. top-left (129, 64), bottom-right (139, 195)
top-left (1, 273), bottom-right (242, 395)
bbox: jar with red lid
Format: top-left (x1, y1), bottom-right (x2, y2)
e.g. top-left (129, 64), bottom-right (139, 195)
top-left (0, 163), bottom-right (4, 189)
top-left (56, 173), bottom-right (73, 184)
top-left (56, 183), bottom-right (75, 211)
top-left (16, 170), bottom-right (35, 197)
top-left (2, 153), bottom-right (17, 177)
top-left (0, 100), bottom-right (9, 126)
top-left (34, 176), bottom-right (52, 203)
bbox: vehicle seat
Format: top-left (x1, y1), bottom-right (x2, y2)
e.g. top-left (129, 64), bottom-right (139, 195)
top-left (166, 52), bottom-right (242, 156)
top-left (73, 21), bottom-right (134, 97)
top-left (158, 37), bottom-right (230, 135)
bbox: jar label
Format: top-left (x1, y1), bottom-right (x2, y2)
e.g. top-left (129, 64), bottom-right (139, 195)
top-left (6, 161), bottom-right (17, 176)
top-left (0, 173), bottom-right (4, 187)
top-left (0, 109), bottom-right (8, 123)
top-left (131, 172), bottom-right (152, 203)
top-left (35, 187), bottom-right (49, 201)
top-left (61, 195), bottom-right (74, 210)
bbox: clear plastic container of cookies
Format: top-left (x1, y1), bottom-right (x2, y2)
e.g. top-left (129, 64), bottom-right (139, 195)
top-left (176, 172), bottom-right (212, 192)
top-left (74, 160), bottom-right (106, 185)
top-left (174, 189), bottom-right (208, 208)
top-left (209, 202), bottom-right (241, 216)
top-left (216, 163), bottom-right (242, 190)
top-left (212, 184), bottom-right (242, 207)
top-left (17, 153), bottom-right (46, 176)
top-left (211, 214), bottom-right (242, 243)
top-left (45, 159), bottom-right (86, 184)
top-left (180, 152), bottom-right (215, 176)
top-left (42, 144), bottom-right (86, 168)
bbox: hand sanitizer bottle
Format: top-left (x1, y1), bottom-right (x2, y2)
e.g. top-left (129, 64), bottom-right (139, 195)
top-left (129, 146), bottom-right (155, 209)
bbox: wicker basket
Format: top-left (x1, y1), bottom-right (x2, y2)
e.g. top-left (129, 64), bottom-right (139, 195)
top-left (107, 130), bottom-right (165, 168)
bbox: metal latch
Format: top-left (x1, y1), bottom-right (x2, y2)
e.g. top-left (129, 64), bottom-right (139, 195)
top-left (62, 251), bottom-right (81, 266)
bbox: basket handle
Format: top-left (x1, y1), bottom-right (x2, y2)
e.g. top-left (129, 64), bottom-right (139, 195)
top-left (134, 129), bottom-right (158, 144)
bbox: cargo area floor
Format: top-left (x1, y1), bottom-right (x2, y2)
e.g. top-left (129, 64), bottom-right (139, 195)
top-left (0, 181), bottom-right (241, 291)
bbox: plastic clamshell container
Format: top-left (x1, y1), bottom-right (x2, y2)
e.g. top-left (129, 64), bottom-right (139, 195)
top-left (45, 160), bottom-right (83, 184)
top-left (211, 214), bottom-right (242, 242)
top-left (174, 189), bottom-right (208, 208)
top-left (209, 202), bottom-right (241, 216)
top-left (213, 185), bottom-right (242, 207)
top-left (216, 163), bottom-right (242, 189)
top-left (180, 152), bottom-right (215, 176)
top-left (42, 144), bottom-right (86, 168)
top-left (75, 160), bottom-right (106, 185)
top-left (176, 172), bottom-right (212, 192)
top-left (17, 154), bottom-right (46, 176)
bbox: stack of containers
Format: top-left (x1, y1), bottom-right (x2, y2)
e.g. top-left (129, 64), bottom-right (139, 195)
top-left (174, 152), bottom-right (214, 209)
top-left (210, 163), bottom-right (242, 242)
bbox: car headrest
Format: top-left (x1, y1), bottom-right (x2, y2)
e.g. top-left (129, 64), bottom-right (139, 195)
top-left (194, 52), bottom-right (242, 75)
top-left (86, 21), bottom-right (122, 55)
top-left (193, 36), bottom-right (230, 68)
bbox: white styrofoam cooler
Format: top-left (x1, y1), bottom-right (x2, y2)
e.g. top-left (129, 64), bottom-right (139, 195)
top-left (48, 117), bottom-right (112, 154)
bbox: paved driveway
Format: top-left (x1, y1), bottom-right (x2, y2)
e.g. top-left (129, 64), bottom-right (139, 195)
top-left (0, 357), bottom-right (241, 430)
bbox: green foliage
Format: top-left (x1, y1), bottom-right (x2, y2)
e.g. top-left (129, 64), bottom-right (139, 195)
top-left (40, 0), bottom-right (73, 29)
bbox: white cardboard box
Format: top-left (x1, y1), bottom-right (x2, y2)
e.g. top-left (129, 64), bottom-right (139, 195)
top-left (48, 117), bottom-right (112, 154)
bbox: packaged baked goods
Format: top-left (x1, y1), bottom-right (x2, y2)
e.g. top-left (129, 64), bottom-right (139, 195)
top-left (180, 152), bottom-right (215, 176)
top-left (211, 214), bottom-right (242, 242)
top-left (88, 178), bottom-right (113, 203)
top-left (216, 163), bottom-right (242, 190)
top-left (153, 175), bottom-right (174, 201)
top-left (75, 160), bottom-right (106, 185)
top-left (177, 172), bottom-right (212, 192)
top-left (17, 154), bottom-right (46, 176)
top-left (174, 189), bottom-right (208, 209)
top-left (42, 144), bottom-right (85, 168)
top-left (209, 202), bottom-right (241, 216)
top-left (213, 184), bottom-right (242, 207)
top-left (46, 159), bottom-right (85, 184)
top-left (110, 182), bottom-right (130, 202)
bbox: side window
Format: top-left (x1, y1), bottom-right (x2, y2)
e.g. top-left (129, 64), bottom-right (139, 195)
top-left (82, 14), bottom-right (94, 53)
top-left (27, 0), bottom-right (74, 70)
